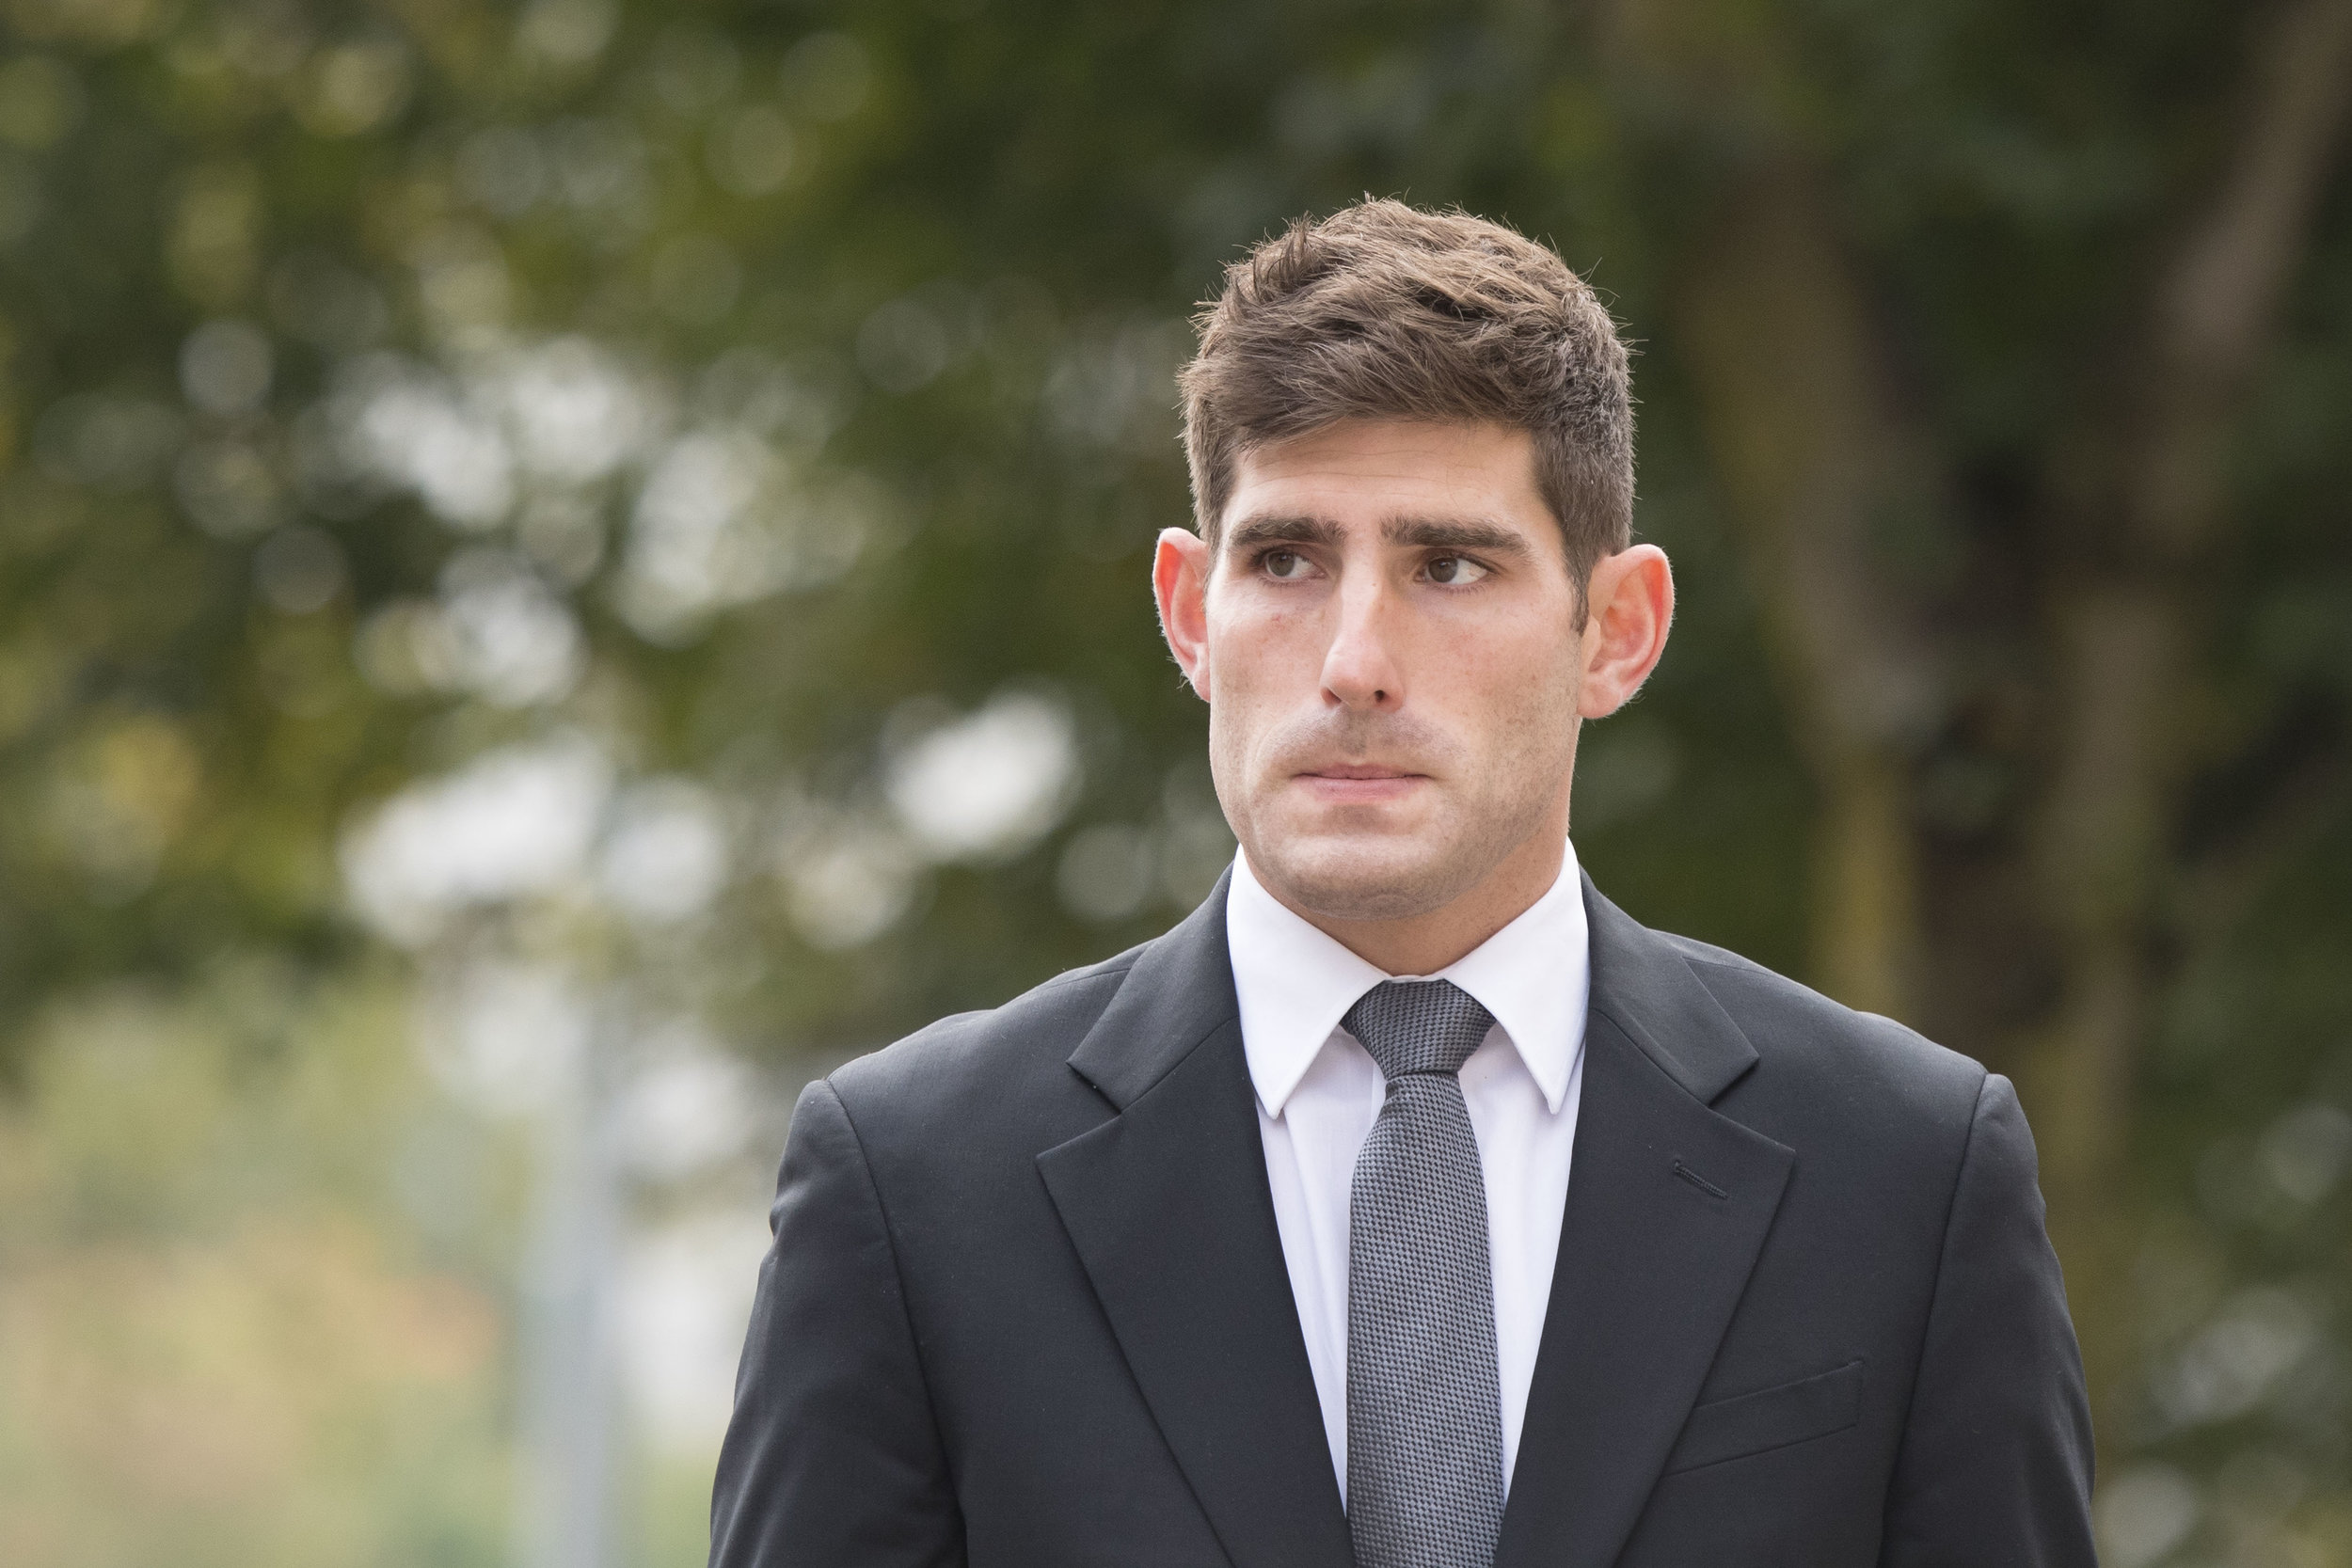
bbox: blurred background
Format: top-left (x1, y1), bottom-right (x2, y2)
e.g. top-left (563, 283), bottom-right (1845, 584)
top-left (1, 0), bottom-right (2348, 1564)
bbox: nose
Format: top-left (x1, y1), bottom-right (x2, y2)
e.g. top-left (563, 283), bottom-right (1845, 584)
top-left (1319, 570), bottom-right (1406, 713)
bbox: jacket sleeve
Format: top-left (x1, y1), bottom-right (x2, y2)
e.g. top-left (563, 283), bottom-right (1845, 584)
top-left (1880, 1072), bottom-right (2097, 1567)
top-left (708, 1078), bottom-right (965, 1568)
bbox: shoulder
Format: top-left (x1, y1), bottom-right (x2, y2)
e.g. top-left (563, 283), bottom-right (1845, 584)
top-left (1659, 930), bottom-right (1989, 1144)
top-left (823, 941), bottom-right (1146, 1147)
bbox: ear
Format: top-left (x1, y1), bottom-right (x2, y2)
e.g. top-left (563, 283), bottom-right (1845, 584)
top-left (1153, 527), bottom-right (1215, 703)
top-left (1576, 545), bottom-right (1674, 719)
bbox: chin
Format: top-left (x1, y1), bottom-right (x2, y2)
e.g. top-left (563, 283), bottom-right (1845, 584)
top-left (1252, 832), bottom-right (1483, 925)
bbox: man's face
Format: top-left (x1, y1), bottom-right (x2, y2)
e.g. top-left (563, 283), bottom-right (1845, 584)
top-left (1179, 419), bottom-right (1587, 924)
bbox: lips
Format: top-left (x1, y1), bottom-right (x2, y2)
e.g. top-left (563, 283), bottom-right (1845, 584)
top-left (1303, 764), bottom-right (1422, 782)
top-left (1294, 766), bottom-right (1427, 802)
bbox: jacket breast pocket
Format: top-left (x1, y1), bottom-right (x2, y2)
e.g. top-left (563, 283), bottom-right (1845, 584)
top-left (1661, 1359), bottom-right (1865, 1475)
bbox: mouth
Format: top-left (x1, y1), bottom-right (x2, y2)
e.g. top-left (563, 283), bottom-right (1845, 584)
top-left (1293, 764), bottom-right (1429, 802)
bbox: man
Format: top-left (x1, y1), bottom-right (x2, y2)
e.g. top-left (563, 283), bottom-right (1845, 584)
top-left (709, 201), bottom-right (2097, 1567)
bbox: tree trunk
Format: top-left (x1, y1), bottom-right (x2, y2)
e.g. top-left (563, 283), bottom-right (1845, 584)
top-left (1674, 164), bottom-right (1940, 1022)
top-left (1650, 0), bottom-right (2352, 1442)
top-left (2017, 0), bottom-right (2352, 1430)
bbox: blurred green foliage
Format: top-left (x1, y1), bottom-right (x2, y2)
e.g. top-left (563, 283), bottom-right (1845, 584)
top-left (2, 0), bottom-right (2349, 1564)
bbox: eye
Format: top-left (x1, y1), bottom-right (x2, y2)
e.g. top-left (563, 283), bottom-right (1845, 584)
top-left (1425, 554), bottom-right (1491, 585)
top-left (1261, 548), bottom-right (1309, 580)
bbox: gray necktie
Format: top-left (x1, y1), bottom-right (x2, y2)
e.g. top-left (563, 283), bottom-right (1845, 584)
top-left (1343, 979), bottom-right (1506, 1568)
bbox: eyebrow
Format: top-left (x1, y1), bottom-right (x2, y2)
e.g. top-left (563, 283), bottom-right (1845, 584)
top-left (1220, 512), bottom-right (1534, 559)
top-left (1223, 514), bottom-right (1344, 553)
top-left (1382, 515), bottom-right (1534, 557)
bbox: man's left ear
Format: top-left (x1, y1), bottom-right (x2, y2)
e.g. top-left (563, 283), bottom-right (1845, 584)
top-left (1576, 545), bottom-right (1674, 719)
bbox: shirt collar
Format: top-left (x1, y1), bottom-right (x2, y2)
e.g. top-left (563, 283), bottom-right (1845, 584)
top-left (1226, 841), bottom-right (1591, 1119)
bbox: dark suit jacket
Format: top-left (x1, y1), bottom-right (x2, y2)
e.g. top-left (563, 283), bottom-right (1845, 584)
top-left (710, 872), bottom-right (2097, 1567)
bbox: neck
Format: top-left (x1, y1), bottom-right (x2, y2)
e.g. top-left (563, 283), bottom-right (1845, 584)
top-left (1263, 827), bottom-right (1569, 976)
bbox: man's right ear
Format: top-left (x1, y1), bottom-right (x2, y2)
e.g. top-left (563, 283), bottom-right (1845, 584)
top-left (1152, 527), bottom-right (1213, 703)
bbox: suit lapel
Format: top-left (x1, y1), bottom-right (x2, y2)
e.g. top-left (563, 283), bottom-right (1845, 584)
top-left (1037, 873), bottom-right (1354, 1568)
top-left (1496, 877), bottom-right (1796, 1568)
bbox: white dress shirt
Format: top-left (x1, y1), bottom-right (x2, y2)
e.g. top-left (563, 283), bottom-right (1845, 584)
top-left (1227, 843), bottom-right (1591, 1501)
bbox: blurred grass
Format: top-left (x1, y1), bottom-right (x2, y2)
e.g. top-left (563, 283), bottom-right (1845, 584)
top-left (0, 968), bottom-right (516, 1566)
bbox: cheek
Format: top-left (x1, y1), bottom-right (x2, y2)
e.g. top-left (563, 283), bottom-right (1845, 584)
top-left (1455, 632), bottom-right (1581, 759)
top-left (1201, 619), bottom-right (1286, 763)
top-left (1207, 602), bottom-right (1323, 699)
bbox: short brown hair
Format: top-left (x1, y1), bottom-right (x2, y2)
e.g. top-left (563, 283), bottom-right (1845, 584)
top-left (1179, 199), bottom-right (1633, 601)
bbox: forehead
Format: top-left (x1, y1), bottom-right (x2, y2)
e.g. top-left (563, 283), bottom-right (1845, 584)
top-left (1222, 419), bottom-right (1547, 531)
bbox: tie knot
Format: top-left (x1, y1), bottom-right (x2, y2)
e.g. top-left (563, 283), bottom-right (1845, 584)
top-left (1343, 979), bottom-right (1495, 1083)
